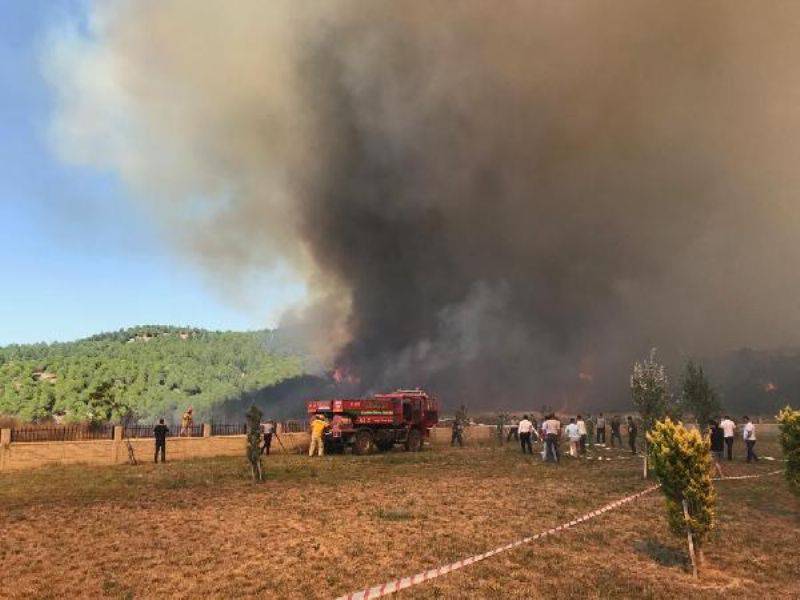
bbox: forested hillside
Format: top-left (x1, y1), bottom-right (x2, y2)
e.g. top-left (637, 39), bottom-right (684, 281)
top-left (0, 326), bottom-right (307, 423)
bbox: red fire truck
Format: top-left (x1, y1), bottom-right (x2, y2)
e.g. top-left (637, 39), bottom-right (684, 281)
top-left (306, 389), bottom-right (439, 454)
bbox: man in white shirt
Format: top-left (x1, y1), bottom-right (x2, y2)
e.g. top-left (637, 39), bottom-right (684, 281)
top-left (742, 416), bottom-right (758, 463)
top-left (564, 418), bottom-right (580, 457)
top-left (720, 416), bottom-right (736, 461)
top-left (543, 414), bottom-right (562, 462)
top-left (576, 415), bottom-right (587, 455)
top-left (518, 415), bottom-right (534, 454)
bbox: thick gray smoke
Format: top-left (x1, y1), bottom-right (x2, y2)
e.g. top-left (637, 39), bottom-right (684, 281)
top-left (46, 1), bottom-right (800, 409)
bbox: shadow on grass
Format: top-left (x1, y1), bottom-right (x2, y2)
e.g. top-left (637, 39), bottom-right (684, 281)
top-left (634, 538), bottom-right (686, 569)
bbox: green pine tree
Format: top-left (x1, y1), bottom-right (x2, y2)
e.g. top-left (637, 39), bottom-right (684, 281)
top-left (631, 348), bottom-right (675, 477)
top-left (647, 418), bottom-right (716, 568)
top-left (246, 405), bottom-right (264, 482)
top-left (680, 359), bottom-right (721, 429)
top-left (777, 405), bottom-right (800, 496)
top-left (631, 348), bottom-right (672, 433)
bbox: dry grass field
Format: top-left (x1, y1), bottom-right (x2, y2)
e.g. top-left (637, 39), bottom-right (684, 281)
top-left (0, 435), bottom-right (797, 599)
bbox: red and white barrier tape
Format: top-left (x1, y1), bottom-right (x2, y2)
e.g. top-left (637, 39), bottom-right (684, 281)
top-left (336, 467), bottom-right (786, 600)
top-left (335, 484), bottom-right (660, 600)
top-left (715, 469), bottom-right (783, 481)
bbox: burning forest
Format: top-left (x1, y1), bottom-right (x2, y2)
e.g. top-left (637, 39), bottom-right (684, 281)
top-left (45, 1), bottom-right (800, 409)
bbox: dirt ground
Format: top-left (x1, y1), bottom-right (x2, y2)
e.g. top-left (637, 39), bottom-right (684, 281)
top-left (0, 435), bottom-right (797, 599)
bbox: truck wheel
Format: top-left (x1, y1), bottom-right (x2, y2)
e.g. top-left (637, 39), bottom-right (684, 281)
top-left (405, 429), bottom-right (423, 452)
top-left (353, 429), bottom-right (375, 455)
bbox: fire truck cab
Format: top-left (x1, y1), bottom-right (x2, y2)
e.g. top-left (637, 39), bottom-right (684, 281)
top-left (306, 389), bottom-right (439, 454)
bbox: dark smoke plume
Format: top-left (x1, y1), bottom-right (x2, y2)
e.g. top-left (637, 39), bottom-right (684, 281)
top-left (47, 2), bottom-right (800, 409)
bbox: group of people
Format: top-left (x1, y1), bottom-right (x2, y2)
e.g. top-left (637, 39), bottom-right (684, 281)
top-left (501, 413), bottom-right (639, 462)
top-left (154, 407), bottom-right (762, 467)
top-left (708, 415), bottom-right (759, 463)
top-left (506, 412), bottom-right (761, 467)
top-left (152, 408), bottom-right (194, 464)
top-left (592, 412), bottom-right (635, 449)
top-left (151, 408), bottom-right (280, 463)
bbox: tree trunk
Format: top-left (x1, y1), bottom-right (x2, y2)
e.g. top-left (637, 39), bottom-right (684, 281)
top-left (682, 499), bottom-right (698, 579)
top-left (251, 460), bottom-right (263, 482)
top-left (643, 439), bottom-right (648, 479)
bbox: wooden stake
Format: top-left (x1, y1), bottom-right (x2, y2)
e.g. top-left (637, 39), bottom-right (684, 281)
top-left (682, 499), bottom-right (698, 579)
top-left (126, 438), bottom-right (138, 466)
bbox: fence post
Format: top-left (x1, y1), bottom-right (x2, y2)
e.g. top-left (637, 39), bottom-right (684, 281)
top-left (203, 423), bottom-right (212, 437)
top-left (110, 426), bottom-right (123, 464)
top-left (0, 428), bottom-right (8, 471)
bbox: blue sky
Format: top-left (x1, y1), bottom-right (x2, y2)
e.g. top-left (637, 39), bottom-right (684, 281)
top-left (0, 1), bottom-right (301, 345)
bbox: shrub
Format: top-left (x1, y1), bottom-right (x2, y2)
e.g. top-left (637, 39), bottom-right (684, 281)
top-left (647, 418), bottom-right (716, 565)
top-left (777, 406), bottom-right (800, 496)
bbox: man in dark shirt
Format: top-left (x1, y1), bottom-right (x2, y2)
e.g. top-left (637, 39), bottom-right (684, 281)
top-left (626, 416), bottom-right (638, 455)
top-left (610, 415), bottom-right (623, 448)
top-left (709, 420), bottom-right (725, 477)
top-left (709, 420), bottom-right (725, 460)
top-left (154, 419), bottom-right (169, 463)
top-left (261, 420), bottom-right (275, 455)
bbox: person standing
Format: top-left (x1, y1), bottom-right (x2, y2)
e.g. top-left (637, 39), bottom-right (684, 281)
top-left (743, 416), bottom-right (758, 463)
top-left (518, 415), bottom-right (534, 454)
top-left (596, 413), bottom-right (606, 444)
top-left (451, 417), bottom-right (464, 448)
top-left (261, 420), bottom-right (275, 455)
top-left (540, 418), bottom-right (548, 460)
top-left (153, 418), bottom-right (169, 463)
top-left (308, 414), bottom-right (328, 457)
top-left (576, 415), bottom-right (587, 455)
top-left (180, 407), bottom-right (194, 437)
top-left (720, 415), bottom-right (736, 461)
top-left (626, 416), bottom-right (638, 455)
top-left (565, 418), bottom-right (580, 458)
top-left (709, 420), bottom-right (724, 461)
top-left (709, 420), bottom-right (725, 477)
top-left (585, 413), bottom-right (595, 448)
top-left (507, 416), bottom-right (520, 442)
top-left (543, 414), bottom-right (561, 462)
top-left (496, 413), bottom-right (509, 444)
top-left (610, 415), bottom-right (623, 448)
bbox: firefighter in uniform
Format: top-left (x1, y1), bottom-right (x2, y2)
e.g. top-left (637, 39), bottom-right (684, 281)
top-left (180, 407), bottom-right (193, 437)
top-left (308, 414), bottom-right (329, 457)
